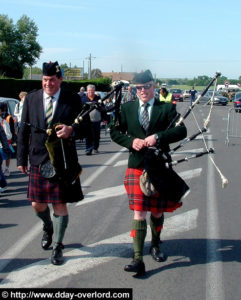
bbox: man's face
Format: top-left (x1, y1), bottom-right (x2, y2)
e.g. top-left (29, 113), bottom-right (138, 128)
top-left (42, 75), bottom-right (62, 96)
top-left (87, 87), bottom-right (95, 99)
top-left (160, 88), bottom-right (166, 97)
top-left (135, 81), bottom-right (155, 103)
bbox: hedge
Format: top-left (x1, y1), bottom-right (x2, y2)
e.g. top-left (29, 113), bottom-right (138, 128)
top-left (0, 77), bottom-right (112, 99)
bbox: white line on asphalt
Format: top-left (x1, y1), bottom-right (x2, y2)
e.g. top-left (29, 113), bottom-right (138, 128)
top-left (1, 209), bottom-right (198, 288)
top-left (76, 185), bottom-right (126, 206)
top-left (179, 168), bottom-right (202, 180)
top-left (82, 148), bottom-right (126, 188)
top-left (113, 159), bottom-right (128, 167)
top-left (173, 148), bottom-right (204, 156)
top-left (206, 135), bottom-right (224, 300)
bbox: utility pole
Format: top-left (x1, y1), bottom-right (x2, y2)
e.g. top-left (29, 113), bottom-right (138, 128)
top-left (85, 53), bottom-right (96, 79)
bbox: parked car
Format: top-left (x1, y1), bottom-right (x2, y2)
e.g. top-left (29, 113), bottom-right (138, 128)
top-left (233, 92), bottom-right (241, 112)
top-left (170, 88), bottom-right (183, 102)
top-left (183, 90), bottom-right (191, 99)
top-left (198, 91), bottom-right (228, 105)
top-left (0, 97), bottom-right (19, 118)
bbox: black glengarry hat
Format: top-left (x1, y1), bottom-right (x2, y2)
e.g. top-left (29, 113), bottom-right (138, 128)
top-left (133, 69), bottom-right (154, 84)
top-left (42, 61), bottom-right (62, 78)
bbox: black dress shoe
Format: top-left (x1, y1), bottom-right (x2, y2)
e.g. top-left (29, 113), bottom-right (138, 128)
top-left (150, 246), bottom-right (167, 262)
top-left (51, 243), bottom-right (64, 265)
top-left (41, 225), bottom-right (53, 250)
top-left (124, 260), bottom-right (146, 276)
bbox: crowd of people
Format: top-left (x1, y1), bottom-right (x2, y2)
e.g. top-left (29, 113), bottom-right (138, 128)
top-left (2, 62), bottom-right (187, 278)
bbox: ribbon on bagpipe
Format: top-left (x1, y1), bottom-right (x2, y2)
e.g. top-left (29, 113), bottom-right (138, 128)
top-left (165, 71), bottom-right (228, 188)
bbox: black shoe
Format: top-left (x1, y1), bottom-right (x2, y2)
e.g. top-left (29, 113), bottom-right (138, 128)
top-left (86, 151), bottom-right (92, 156)
top-left (124, 260), bottom-right (146, 277)
top-left (51, 243), bottom-right (64, 265)
top-left (41, 225), bottom-right (53, 250)
top-left (150, 246), bottom-right (167, 262)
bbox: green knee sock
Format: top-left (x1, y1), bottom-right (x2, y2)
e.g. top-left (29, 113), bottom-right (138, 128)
top-left (53, 214), bottom-right (69, 248)
top-left (150, 214), bottom-right (164, 248)
top-left (36, 206), bottom-right (52, 229)
top-left (131, 219), bottom-right (147, 261)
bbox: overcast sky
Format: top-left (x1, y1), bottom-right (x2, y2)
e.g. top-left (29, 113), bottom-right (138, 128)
top-left (1, 0), bottom-right (241, 79)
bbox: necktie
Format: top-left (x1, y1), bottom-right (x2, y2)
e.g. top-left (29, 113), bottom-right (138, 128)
top-left (46, 96), bottom-right (53, 127)
top-left (141, 103), bottom-right (149, 131)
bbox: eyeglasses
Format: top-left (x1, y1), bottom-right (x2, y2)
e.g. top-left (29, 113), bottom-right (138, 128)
top-left (135, 84), bottom-right (153, 90)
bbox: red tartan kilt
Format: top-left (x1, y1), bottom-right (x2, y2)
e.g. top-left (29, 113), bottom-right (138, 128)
top-left (124, 168), bottom-right (182, 213)
top-left (28, 166), bottom-right (84, 203)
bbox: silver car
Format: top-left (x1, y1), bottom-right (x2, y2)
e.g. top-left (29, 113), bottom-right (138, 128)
top-left (198, 91), bottom-right (228, 105)
top-left (0, 97), bottom-right (19, 117)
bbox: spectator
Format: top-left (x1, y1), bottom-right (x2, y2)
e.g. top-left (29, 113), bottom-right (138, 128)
top-left (0, 102), bottom-right (14, 177)
top-left (189, 86), bottom-right (197, 105)
top-left (0, 124), bottom-right (11, 193)
top-left (14, 91), bottom-right (27, 130)
top-left (127, 86), bottom-right (137, 102)
top-left (159, 87), bottom-right (174, 103)
top-left (80, 84), bottom-right (106, 155)
top-left (78, 86), bottom-right (85, 97)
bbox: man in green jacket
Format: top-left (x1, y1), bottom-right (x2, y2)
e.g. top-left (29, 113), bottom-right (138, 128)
top-left (110, 70), bottom-right (187, 277)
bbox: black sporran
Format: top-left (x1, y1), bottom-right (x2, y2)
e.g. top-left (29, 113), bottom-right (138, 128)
top-left (40, 125), bottom-right (82, 186)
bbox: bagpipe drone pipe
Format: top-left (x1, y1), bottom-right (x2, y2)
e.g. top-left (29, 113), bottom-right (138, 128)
top-left (141, 71), bottom-right (228, 205)
top-left (23, 82), bottom-right (125, 186)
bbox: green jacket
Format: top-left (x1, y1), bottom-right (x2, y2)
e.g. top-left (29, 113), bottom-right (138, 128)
top-left (110, 98), bottom-right (187, 168)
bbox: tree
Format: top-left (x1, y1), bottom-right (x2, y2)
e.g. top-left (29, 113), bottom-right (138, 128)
top-left (0, 14), bottom-right (42, 78)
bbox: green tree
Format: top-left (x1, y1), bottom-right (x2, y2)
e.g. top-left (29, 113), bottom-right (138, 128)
top-left (0, 14), bottom-right (42, 78)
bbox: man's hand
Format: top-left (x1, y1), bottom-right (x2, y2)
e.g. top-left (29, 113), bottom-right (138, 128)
top-left (132, 138), bottom-right (146, 151)
top-left (144, 134), bottom-right (157, 147)
top-left (55, 124), bottom-right (73, 139)
top-left (18, 166), bottom-right (28, 174)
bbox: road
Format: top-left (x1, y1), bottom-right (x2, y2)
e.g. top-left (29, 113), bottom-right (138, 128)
top-left (0, 101), bottom-right (240, 300)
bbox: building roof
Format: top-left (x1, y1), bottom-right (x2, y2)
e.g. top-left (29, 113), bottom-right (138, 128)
top-left (102, 72), bottom-right (137, 82)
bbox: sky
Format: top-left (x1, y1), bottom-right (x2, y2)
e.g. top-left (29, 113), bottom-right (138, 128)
top-left (1, 0), bottom-right (241, 79)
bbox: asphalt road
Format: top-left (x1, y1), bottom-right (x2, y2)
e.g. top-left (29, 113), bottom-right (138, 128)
top-left (0, 101), bottom-right (240, 300)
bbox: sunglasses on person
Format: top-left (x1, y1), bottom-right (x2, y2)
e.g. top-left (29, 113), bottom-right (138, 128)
top-left (135, 84), bottom-right (153, 90)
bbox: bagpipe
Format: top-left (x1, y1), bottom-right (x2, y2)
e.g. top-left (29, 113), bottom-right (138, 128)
top-left (163, 71), bottom-right (228, 189)
top-left (24, 82), bottom-right (124, 186)
top-left (111, 73), bottom-right (228, 205)
top-left (73, 82), bottom-right (124, 125)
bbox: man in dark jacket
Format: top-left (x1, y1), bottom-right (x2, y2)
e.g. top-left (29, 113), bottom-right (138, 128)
top-left (80, 84), bottom-right (105, 155)
top-left (110, 70), bottom-right (187, 277)
top-left (17, 61), bottom-right (89, 265)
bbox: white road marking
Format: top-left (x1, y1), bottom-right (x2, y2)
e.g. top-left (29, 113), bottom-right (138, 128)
top-left (179, 168), bottom-right (202, 180)
top-left (206, 135), bottom-right (224, 300)
top-left (1, 209), bottom-right (198, 288)
top-left (76, 185), bottom-right (126, 206)
top-left (173, 148), bottom-right (204, 156)
top-left (82, 148), bottom-right (126, 188)
top-left (113, 159), bottom-right (128, 167)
